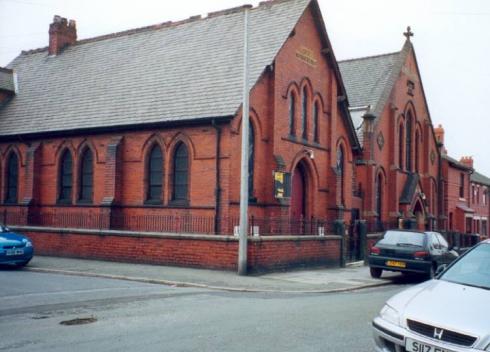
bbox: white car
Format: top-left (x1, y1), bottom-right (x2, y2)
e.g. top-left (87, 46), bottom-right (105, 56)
top-left (373, 239), bottom-right (490, 352)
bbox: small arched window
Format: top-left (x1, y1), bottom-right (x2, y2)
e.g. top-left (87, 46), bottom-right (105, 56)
top-left (301, 86), bottom-right (308, 139)
top-left (248, 123), bottom-right (255, 199)
top-left (147, 145), bottom-right (163, 203)
top-left (5, 152), bottom-right (19, 204)
top-left (406, 112), bottom-right (413, 171)
top-left (172, 143), bottom-right (189, 202)
top-left (289, 91), bottom-right (296, 136)
top-left (415, 130), bottom-right (420, 172)
top-left (58, 150), bottom-right (73, 203)
top-left (398, 123), bottom-right (404, 169)
top-left (78, 149), bottom-right (94, 203)
top-left (375, 173), bottom-right (383, 223)
top-left (313, 101), bottom-right (319, 143)
top-left (337, 145), bottom-right (345, 205)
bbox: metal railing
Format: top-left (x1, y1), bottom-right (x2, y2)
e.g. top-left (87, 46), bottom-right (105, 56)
top-left (0, 207), bottom-right (336, 237)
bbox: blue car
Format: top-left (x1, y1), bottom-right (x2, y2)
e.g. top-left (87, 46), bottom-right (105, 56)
top-left (0, 226), bottom-right (34, 267)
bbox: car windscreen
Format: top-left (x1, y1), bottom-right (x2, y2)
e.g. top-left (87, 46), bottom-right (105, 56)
top-left (440, 243), bottom-right (490, 290)
top-left (377, 231), bottom-right (425, 247)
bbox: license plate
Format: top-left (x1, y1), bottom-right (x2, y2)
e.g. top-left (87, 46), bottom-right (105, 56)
top-left (386, 260), bottom-right (406, 268)
top-left (6, 249), bottom-right (24, 256)
top-left (406, 338), bottom-right (452, 352)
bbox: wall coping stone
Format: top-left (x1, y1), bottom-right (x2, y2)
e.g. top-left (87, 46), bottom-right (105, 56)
top-left (10, 226), bottom-right (341, 242)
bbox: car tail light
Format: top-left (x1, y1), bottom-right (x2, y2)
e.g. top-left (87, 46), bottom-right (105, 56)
top-left (414, 251), bottom-right (429, 259)
top-left (371, 246), bottom-right (380, 255)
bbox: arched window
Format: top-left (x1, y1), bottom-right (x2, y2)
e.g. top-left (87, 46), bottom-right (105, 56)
top-left (415, 130), bottom-right (420, 172)
top-left (147, 145), bottom-right (163, 203)
top-left (5, 152), bottom-right (18, 204)
top-left (79, 149), bottom-right (94, 203)
top-left (312, 101), bottom-right (319, 143)
top-left (58, 150), bottom-right (73, 203)
top-left (289, 91), bottom-right (296, 136)
top-left (248, 123), bottom-right (255, 199)
top-left (172, 143), bottom-right (189, 202)
top-left (406, 112), bottom-right (412, 171)
top-left (337, 145), bottom-right (345, 205)
top-left (301, 86), bottom-right (308, 139)
top-left (398, 123), bottom-right (404, 169)
top-left (375, 172), bottom-right (383, 225)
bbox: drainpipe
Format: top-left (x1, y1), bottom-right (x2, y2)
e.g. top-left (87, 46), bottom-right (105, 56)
top-left (212, 119), bottom-right (222, 234)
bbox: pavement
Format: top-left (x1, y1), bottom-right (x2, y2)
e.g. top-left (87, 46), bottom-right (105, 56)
top-left (21, 255), bottom-right (405, 293)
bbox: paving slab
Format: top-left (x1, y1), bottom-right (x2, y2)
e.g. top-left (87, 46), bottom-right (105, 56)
top-left (21, 256), bottom-right (403, 293)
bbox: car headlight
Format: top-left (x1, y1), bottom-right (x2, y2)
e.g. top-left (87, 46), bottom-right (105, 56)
top-left (22, 239), bottom-right (32, 247)
top-left (379, 304), bottom-right (400, 325)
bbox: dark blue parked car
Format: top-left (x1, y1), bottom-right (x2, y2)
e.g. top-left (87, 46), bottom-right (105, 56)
top-left (0, 226), bottom-right (34, 267)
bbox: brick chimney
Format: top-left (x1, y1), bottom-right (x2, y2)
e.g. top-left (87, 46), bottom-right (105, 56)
top-left (460, 156), bottom-right (474, 169)
top-left (49, 15), bottom-right (77, 56)
top-left (434, 124), bottom-right (447, 155)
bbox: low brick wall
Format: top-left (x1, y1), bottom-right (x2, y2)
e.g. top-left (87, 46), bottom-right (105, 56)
top-left (13, 226), bottom-right (341, 272)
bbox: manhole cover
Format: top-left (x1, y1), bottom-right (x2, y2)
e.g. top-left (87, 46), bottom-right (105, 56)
top-left (59, 317), bottom-right (97, 326)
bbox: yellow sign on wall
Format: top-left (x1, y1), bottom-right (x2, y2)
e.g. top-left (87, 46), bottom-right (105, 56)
top-left (296, 47), bottom-right (317, 67)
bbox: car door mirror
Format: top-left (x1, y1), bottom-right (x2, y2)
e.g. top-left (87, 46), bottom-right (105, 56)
top-left (435, 264), bottom-right (447, 277)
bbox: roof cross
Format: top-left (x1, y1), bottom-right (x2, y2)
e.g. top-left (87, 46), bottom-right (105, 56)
top-left (403, 26), bottom-right (414, 41)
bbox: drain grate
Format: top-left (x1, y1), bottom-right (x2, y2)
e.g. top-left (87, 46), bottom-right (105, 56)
top-left (59, 317), bottom-right (97, 326)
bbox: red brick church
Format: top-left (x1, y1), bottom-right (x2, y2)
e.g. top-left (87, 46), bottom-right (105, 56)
top-left (0, 0), bottom-right (487, 271)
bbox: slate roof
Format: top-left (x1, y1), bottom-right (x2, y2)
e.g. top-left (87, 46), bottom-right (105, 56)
top-left (0, 68), bottom-right (15, 93)
top-left (471, 171), bottom-right (490, 186)
top-left (442, 154), bottom-right (472, 171)
top-left (338, 52), bottom-right (400, 112)
top-left (0, 0), bottom-right (310, 137)
top-left (338, 40), bottom-right (412, 139)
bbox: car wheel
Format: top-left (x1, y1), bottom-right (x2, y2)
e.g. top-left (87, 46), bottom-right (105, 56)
top-left (370, 267), bottom-right (382, 279)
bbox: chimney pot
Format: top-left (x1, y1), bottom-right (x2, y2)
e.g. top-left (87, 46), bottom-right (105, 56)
top-left (49, 15), bottom-right (77, 56)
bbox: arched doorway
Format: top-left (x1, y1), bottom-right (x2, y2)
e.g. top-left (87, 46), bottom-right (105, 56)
top-left (413, 199), bottom-right (425, 231)
top-left (290, 163), bottom-right (307, 222)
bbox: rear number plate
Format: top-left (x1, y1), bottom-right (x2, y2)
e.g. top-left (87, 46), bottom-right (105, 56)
top-left (406, 338), bottom-right (451, 352)
top-left (6, 249), bottom-right (24, 256)
top-left (386, 260), bottom-right (406, 268)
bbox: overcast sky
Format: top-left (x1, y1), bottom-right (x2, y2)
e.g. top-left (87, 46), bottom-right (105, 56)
top-left (1, 0), bottom-right (489, 176)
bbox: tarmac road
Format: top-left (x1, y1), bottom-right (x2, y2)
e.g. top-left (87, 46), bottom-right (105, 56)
top-left (0, 268), bottom-right (418, 352)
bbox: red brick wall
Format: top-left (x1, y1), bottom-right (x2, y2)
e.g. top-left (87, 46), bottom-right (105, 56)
top-left (443, 159), bottom-right (470, 233)
top-left (356, 45), bottom-right (441, 228)
top-left (21, 227), bottom-right (341, 272)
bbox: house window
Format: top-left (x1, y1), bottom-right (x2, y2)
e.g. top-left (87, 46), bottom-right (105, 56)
top-left (312, 101), bottom-right (319, 143)
top-left (472, 185), bottom-right (475, 203)
top-left (288, 92), bottom-right (295, 136)
top-left (58, 150), bottom-right (73, 203)
top-left (301, 87), bottom-right (308, 139)
top-left (406, 112), bottom-right (412, 171)
top-left (482, 220), bottom-right (488, 236)
top-left (483, 189), bottom-right (487, 206)
top-left (78, 149), bottom-right (93, 203)
top-left (172, 143), bottom-right (189, 202)
top-left (5, 152), bottom-right (18, 204)
top-left (459, 173), bottom-right (465, 198)
top-left (147, 145), bottom-right (163, 203)
top-left (248, 123), bottom-right (255, 200)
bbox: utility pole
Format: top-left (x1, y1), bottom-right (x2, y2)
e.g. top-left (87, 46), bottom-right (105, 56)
top-left (238, 6), bottom-right (251, 276)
